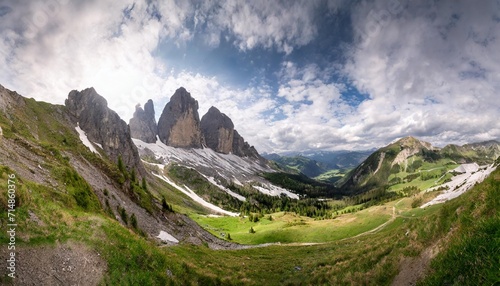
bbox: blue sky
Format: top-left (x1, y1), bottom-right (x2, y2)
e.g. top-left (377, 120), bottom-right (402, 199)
top-left (0, 0), bottom-right (499, 153)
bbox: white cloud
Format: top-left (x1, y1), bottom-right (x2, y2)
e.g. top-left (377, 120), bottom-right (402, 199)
top-left (343, 0), bottom-right (500, 148)
top-left (193, 0), bottom-right (323, 54)
top-left (0, 0), bottom-right (498, 155)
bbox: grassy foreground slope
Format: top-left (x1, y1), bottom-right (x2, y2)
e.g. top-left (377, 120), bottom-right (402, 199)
top-left (2, 159), bottom-right (498, 285)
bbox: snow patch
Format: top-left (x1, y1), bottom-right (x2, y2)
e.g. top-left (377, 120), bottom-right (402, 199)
top-left (202, 175), bottom-right (246, 202)
top-left (75, 124), bottom-right (100, 155)
top-left (93, 142), bottom-right (103, 149)
top-left (253, 184), bottom-right (299, 199)
top-left (421, 163), bottom-right (496, 208)
top-left (374, 152), bottom-right (385, 174)
top-left (452, 163), bottom-right (479, 174)
top-left (132, 138), bottom-right (272, 181)
top-left (153, 172), bottom-right (239, 217)
top-left (232, 178), bottom-right (243, 186)
top-left (157, 231), bottom-right (179, 243)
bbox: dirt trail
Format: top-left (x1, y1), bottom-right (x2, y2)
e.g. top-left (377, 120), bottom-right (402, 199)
top-left (391, 243), bottom-right (440, 286)
top-left (349, 199), bottom-right (403, 239)
top-left (0, 242), bottom-right (106, 286)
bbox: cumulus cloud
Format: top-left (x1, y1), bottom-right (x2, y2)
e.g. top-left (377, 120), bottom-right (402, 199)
top-left (344, 0), bottom-right (500, 147)
top-left (0, 0), bottom-right (498, 153)
top-left (203, 0), bottom-right (321, 54)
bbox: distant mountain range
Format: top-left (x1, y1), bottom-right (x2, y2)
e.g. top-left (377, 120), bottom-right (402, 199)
top-left (262, 150), bottom-right (372, 181)
top-left (337, 136), bottom-right (500, 193)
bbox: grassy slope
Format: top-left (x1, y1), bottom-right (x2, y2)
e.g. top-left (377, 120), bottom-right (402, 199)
top-left (191, 207), bottom-right (391, 244)
top-left (1, 95), bottom-right (498, 285)
top-left (387, 157), bottom-right (459, 193)
top-left (187, 166), bottom-right (499, 285)
top-left (1, 154), bottom-right (498, 285)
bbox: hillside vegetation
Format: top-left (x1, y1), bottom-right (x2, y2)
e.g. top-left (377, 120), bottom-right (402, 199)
top-left (1, 160), bottom-right (498, 285)
top-left (0, 88), bottom-right (498, 285)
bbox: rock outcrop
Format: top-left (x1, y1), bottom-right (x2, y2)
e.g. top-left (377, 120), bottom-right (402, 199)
top-left (0, 84), bottom-right (26, 113)
top-left (391, 136), bottom-right (433, 166)
top-left (129, 99), bottom-right (157, 143)
top-left (157, 87), bottom-right (203, 148)
top-left (232, 130), bottom-right (260, 158)
top-left (200, 106), bottom-right (234, 154)
top-left (65, 87), bottom-right (145, 175)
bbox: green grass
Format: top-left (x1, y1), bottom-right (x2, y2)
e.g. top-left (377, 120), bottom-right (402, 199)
top-left (418, 169), bottom-right (500, 285)
top-left (314, 169), bottom-right (347, 183)
top-left (387, 159), bottom-right (460, 193)
top-left (192, 206), bottom-right (392, 244)
top-left (1, 161), bottom-right (499, 285)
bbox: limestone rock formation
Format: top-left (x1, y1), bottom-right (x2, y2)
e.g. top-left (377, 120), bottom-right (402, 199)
top-left (157, 87), bottom-right (203, 148)
top-left (65, 87), bottom-right (145, 175)
top-left (0, 84), bottom-right (26, 113)
top-left (200, 106), bottom-right (234, 154)
top-left (129, 99), bottom-right (157, 143)
top-left (232, 130), bottom-right (260, 158)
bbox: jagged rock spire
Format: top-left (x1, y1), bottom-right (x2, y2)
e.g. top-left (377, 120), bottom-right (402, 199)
top-left (129, 99), bottom-right (157, 143)
top-left (157, 87), bottom-right (203, 148)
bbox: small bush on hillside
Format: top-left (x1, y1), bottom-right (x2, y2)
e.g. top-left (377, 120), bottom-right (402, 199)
top-left (249, 227), bottom-right (255, 234)
top-left (118, 206), bottom-right (128, 225)
top-left (162, 197), bottom-right (173, 212)
top-left (248, 213), bottom-right (259, 222)
top-left (130, 213), bottom-right (138, 229)
top-left (411, 197), bottom-right (423, 208)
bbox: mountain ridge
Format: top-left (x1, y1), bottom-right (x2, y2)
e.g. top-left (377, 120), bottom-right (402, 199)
top-left (337, 135), bottom-right (500, 193)
top-left (130, 87), bottom-right (263, 160)
top-left (65, 87), bottom-right (146, 176)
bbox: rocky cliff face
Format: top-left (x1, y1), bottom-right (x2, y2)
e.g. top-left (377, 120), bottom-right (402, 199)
top-left (157, 87), bottom-right (203, 148)
top-left (232, 130), bottom-right (260, 159)
top-left (129, 99), bottom-right (157, 143)
top-left (201, 106), bottom-right (234, 154)
top-left (65, 87), bottom-right (145, 175)
top-left (0, 84), bottom-right (26, 113)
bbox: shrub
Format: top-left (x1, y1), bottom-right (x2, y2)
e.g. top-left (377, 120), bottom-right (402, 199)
top-left (130, 213), bottom-right (138, 229)
top-left (162, 197), bottom-right (173, 212)
top-left (118, 206), bottom-right (128, 225)
top-left (411, 197), bottom-right (423, 208)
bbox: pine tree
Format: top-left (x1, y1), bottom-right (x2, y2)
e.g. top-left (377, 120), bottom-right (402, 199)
top-left (117, 156), bottom-right (125, 174)
top-left (131, 168), bottom-right (136, 183)
top-left (130, 213), bottom-right (138, 229)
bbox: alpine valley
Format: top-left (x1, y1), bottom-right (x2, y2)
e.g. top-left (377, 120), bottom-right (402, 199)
top-left (0, 84), bottom-right (499, 285)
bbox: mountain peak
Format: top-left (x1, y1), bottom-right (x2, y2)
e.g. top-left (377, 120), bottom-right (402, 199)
top-left (393, 136), bottom-right (433, 150)
top-left (157, 88), bottom-right (203, 148)
top-left (65, 87), bottom-right (145, 175)
top-left (201, 106), bottom-right (235, 154)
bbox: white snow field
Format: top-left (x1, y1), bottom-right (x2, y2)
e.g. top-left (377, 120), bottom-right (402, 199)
top-left (75, 123), bottom-right (100, 155)
top-left (156, 230), bottom-right (179, 243)
top-left (421, 163), bottom-right (496, 208)
top-left (153, 171), bottom-right (239, 217)
top-left (133, 138), bottom-right (299, 199)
